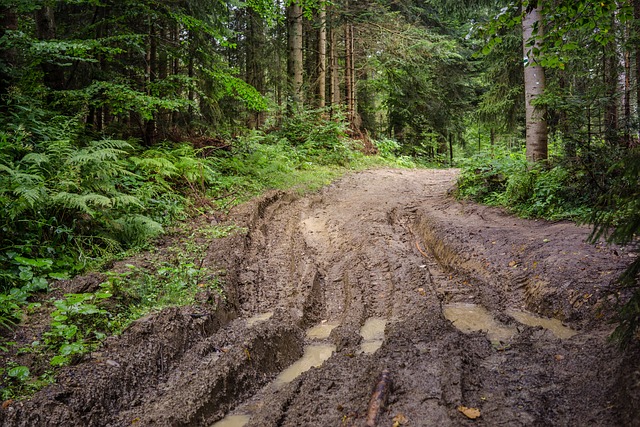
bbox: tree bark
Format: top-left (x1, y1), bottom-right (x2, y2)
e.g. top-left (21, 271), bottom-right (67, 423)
top-left (246, 7), bottom-right (266, 128)
top-left (287, 2), bottom-right (304, 114)
top-left (329, 9), bottom-right (340, 109)
top-left (317, 4), bottom-right (327, 108)
top-left (345, 22), bottom-right (355, 127)
top-left (0, 7), bottom-right (17, 103)
top-left (522, 2), bottom-right (548, 162)
top-left (35, 5), bottom-right (65, 91)
top-left (634, 0), bottom-right (640, 141)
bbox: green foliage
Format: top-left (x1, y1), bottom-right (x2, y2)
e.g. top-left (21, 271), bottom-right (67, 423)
top-left (588, 148), bottom-right (640, 348)
top-left (44, 291), bottom-right (111, 367)
top-left (456, 149), bottom-right (591, 221)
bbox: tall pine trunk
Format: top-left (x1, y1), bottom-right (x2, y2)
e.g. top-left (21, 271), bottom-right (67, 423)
top-left (35, 5), bottom-right (65, 91)
top-left (329, 8), bottom-right (340, 111)
top-left (345, 22), bottom-right (355, 128)
top-left (287, 2), bottom-right (303, 114)
top-left (317, 5), bottom-right (327, 108)
top-left (522, 2), bottom-right (548, 162)
top-left (246, 8), bottom-right (266, 128)
top-left (0, 7), bottom-right (17, 108)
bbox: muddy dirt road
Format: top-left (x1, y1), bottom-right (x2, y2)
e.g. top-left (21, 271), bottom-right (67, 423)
top-left (3, 168), bottom-right (639, 426)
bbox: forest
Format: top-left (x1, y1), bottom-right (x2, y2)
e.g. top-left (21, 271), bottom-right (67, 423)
top-left (0, 0), bottom-right (639, 408)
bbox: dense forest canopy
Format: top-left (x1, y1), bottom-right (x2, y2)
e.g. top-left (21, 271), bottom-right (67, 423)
top-left (0, 0), bottom-right (639, 364)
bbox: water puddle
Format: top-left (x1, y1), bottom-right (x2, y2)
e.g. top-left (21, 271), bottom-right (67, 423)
top-left (443, 303), bottom-right (516, 344)
top-left (359, 317), bottom-right (387, 354)
top-left (210, 414), bottom-right (250, 427)
top-left (212, 320), bottom-right (337, 426)
top-left (306, 320), bottom-right (339, 340)
top-left (274, 343), bottom-right (336, 386)
top-left (245, 312), bottom-right (273, 327)
top-left (506, 309), bottom-right (578, 339)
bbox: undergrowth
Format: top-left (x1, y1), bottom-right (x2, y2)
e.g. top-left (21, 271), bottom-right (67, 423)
top-left (0, 107), bottom-right (417, 399)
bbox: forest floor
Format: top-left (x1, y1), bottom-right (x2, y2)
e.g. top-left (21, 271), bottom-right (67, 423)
top-left (2, 168), bottom-right (639, 427)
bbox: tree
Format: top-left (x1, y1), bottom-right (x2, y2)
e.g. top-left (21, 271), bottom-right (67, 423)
top-left (522, 1), bottom-right (548, 162)
top-left (287, 1), bottom-right (304, 113)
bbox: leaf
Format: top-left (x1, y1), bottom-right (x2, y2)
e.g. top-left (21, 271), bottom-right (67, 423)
top-left (8, 366), bottom-right (30, 382)
top-left (457, 405), bottom-right (481, 419)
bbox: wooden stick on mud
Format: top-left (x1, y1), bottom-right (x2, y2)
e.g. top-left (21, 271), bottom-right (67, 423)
top-left (365, 369), bottom-right (392, 427)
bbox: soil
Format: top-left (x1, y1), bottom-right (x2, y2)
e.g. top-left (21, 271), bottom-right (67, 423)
top-left (2, 168), bottom-right (639, 427)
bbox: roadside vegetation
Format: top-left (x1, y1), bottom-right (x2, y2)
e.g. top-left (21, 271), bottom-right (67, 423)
top-left (1, 0), bottom-right (639, 402)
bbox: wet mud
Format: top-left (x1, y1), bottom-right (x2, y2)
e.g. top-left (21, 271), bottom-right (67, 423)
top-left (2, 168), bottom-right (639, 426)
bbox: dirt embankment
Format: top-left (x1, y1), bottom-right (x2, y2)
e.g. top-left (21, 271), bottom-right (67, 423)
top-left (2, 168), bottom-right (638, 426)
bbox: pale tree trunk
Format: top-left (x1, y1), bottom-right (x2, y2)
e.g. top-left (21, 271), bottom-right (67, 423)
top-left (522, 2), bottom-right (548, 162)
top-left (287, 2), bottom-right (303, 114)
top-left (317, 5), bottom-right (327, 108)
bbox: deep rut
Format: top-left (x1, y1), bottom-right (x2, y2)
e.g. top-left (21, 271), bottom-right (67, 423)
top-left (2, 169), bottom-right (638, 427)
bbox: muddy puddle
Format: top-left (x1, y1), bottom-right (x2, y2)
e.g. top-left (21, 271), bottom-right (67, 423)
top-left (306, 320), bottom-right (339, 339)
top-left (274, 343), bottom-right (336, 385)
top-left (212, 321), bottom-right (337, 426)
top-left (444, 303), bottom-right (578, 342)
top-left (211, 414), bottom-right (251, 427)
top-left (506, 309), bottom-right (578, 339)
top-left (359, 317), bottom-right (387, 354)
top-left (443, 303), bottom-right (515, 343)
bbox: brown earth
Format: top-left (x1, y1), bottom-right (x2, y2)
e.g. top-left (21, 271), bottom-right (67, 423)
top-left (2, 168), bottom-right (639, 426)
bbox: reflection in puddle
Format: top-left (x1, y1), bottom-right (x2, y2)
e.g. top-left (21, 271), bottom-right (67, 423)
top-left (210, 414), bottom-right (250, 427)
top-left (506, 310), bottom-right (577, 339)
top-left (274, 344), bottom-right (336, 386)
top-left (443, 304), bottom-right (515, 344)
top-left (246, 312), bottom-right (273, 327)
top-left (359, 317), bottom-right (387, 354)
top-left (306, 321), bottom-right (340, 340)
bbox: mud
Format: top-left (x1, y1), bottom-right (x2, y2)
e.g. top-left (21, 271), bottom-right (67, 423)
top-left (2, 168), bottom-right (639, 426)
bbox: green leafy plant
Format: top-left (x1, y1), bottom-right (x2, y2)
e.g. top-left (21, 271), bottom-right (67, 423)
top-left (43, 291), bottom-right (112, 367)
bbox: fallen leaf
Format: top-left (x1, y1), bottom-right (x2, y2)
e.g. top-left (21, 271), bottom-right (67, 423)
top-left (393, 413), bottom-right (408, 426)
top-left (554, 354), bottom-right (565, 361)
top-left (508, 261), bottom-right (518, 267)
top-left (2, 399), bottom-right (13, 409)
top-left (458, 405), bottom-right (481, 419)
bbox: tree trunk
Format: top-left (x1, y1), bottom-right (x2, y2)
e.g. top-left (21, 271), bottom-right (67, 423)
top-left (0, 7), bottom-right (17, 104)
top-left (317, 4), bottom-right (327, 108)
top-left (522, 2), bottom-right (548, 162)
top-left (246, 7), bottom-right (266, 128)
top-left (144, 21), bottom-right (157, 145)
top-left (345, 22), bottom-right (355, 128)
top-left (35, 5), bottom-right (65, 90)
top-left (287, 2), bottom-right (303, 114)
top-left (634, 0), bottom-right (640, 142)
top-left (329, 9), bottom-right (340, 109)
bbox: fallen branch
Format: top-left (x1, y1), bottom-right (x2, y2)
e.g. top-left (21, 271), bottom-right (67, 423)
top-left (365, 369), bottom-right (392, 427)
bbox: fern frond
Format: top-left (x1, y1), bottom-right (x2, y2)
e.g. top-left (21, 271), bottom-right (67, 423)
top-left (52, 192), bottom-right (113, 215)
top-left (91, 139), bottom-right (132, 151)
top-left (111, 194), bottom-right (143, 208)
top-left (67, 148), bottom-right (127, 166)
top-left (21, 152), bottom-right (50, 166)
top-left (131, 156), bottom-right (179, 177)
